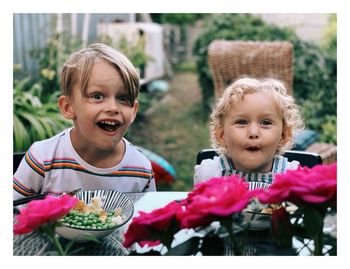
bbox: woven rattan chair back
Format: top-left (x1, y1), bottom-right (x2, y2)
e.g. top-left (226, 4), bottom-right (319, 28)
top-left (208, 40), bottom-right (294, 100)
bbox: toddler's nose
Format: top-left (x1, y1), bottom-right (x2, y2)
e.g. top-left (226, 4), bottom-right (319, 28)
top-left (248, 124), bottom-right (260, 139)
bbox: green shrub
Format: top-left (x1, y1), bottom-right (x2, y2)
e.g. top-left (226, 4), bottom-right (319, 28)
top-left (29, 33), bottom-right (83, 101)
top-left (14, 32), bottom-right (80, 152)
top-left (322, 14), bottom-right (336, 59)
top-left (13, 75), bottom-right (72, 152)
top-left (320, 115), bottom-right (337, 144)
top-left (151, 14), bottom-right (206, 26)
top-left (293, 39), bottom-right (337, 133)
top-left (175, 61), bottom-right (197, 73)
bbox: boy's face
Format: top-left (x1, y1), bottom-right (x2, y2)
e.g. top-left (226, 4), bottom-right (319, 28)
top-left (60, 59), bottom-right (138, 153)
top-left (217, 91), bottom-right (284, 173)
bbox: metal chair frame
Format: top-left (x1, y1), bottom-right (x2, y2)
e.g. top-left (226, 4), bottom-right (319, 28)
top-left (196, 149), bottom-right (322, 168)
top-left (13, 152), bottom-right (25, 174)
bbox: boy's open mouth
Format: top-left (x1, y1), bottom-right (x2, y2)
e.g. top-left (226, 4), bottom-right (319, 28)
top-left (97, 120), bottom-right (120, 132)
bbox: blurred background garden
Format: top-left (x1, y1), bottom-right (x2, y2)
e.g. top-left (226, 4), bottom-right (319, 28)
top-left (13, 13), bottom-right (336, 191)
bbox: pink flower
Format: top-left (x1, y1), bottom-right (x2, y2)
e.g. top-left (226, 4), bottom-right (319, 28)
top-left (13, 194), bottom-right (78, 235)
top-left (180, 175), bottom-right (261, 229)
top-left (123, 201), bottom-right (183, 248)
top-left (258, 163), bottom-right (337, 206)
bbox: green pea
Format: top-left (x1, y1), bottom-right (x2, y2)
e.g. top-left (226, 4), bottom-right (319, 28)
top-left (108, 223), bottom-right (115, 228)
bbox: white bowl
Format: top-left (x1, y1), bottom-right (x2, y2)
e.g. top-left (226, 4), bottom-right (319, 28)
top-left (56, 189), bottom-right (134, 241)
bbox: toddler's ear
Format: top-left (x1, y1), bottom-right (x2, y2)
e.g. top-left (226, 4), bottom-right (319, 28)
top-left (279, 126), bottom-right (292, 147)
top-left (215, 127), bottom-right (226, 146)
top-left (58, 95), bottom-right (76, 120)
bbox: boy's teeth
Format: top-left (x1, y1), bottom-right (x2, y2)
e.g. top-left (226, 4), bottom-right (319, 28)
top-left (101, 121), bottom-right (116, 126)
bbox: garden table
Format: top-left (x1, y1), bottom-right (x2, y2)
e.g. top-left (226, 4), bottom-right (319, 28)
top-left (13, 192), bottom-right (336, 256)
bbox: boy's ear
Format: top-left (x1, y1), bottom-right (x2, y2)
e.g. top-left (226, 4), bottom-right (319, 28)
top-left (58, 95), bottom-right (76, 120)
top-left (130, 100), bottom-right (139, 123)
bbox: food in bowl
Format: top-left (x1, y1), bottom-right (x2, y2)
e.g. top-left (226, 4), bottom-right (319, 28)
top-left (60, 197), bottom-right (125, 229)
top-left (55, 189), bottom-right (134, 241)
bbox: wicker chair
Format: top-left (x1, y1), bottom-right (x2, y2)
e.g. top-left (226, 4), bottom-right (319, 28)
top-left (208, 40), bottom-right (294, 100)
top-left (207, 40), bottom-right (336, 164)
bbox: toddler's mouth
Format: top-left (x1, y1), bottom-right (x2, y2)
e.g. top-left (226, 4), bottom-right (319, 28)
top-left (246, 146), bottom-right (260, 152)
top-left (97, 120), bottom-right (120, 132)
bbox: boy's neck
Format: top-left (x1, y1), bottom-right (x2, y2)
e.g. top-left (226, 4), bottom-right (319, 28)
top-left (70, 129), bottom-right (125, 168)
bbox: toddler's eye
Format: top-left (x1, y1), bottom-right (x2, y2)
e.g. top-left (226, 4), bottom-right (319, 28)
top-left (235, 119), bottom-right (247, 125)
top-left (261, 120), bottom-right (272, 125)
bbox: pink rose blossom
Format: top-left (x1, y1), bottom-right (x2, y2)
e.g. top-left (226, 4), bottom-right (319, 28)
top-left (258, 163), bottom-right (337, 206)
top-left (13, 194), bottom-right (78, 235)
top-left (180, 175), bottom-right (261, 229)
top-left (123, 201), bottom-right (183, 248)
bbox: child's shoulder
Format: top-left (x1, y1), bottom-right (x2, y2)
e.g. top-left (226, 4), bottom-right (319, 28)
top-left (273, 155), bottom-right (300, 173)
top-left (29, 128), bottom-right (70, 158)
top-left (32, 128), bottom-right (68, 147)
top-left (124, 139), bottom-right (153, 169)
top-left (194, 155), bottom-right (222, 184)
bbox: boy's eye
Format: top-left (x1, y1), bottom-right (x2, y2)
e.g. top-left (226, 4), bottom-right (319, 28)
top-left (117, 95), bottom-right (130, 103)
top-left (90, 93), bottom-right (104, 100)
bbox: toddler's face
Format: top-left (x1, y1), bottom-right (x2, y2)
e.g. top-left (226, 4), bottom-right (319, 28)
top-left (68, 59), bottom-right (138, 152)
top-left (217, 91), bottom-right (284, 173)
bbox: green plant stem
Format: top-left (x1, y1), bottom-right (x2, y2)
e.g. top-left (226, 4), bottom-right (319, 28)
top-left (221, 220), bottom-right (241, 256)
top-left (313, 231), bottom-right (324, 256)
top-left (42, 223), bottom-right (65, 256)
top-left (50, 233), bottom-right (65, 256)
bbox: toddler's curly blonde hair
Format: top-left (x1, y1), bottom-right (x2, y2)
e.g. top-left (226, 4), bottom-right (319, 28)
top-left (210, 77), bottom-right (304, 155)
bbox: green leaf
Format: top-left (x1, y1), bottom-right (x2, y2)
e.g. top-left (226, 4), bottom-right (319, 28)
top-left (37, 117), bottom-right (55, 137)
top-left (302, 204), bottom-right (324, 238)
top-left (165, 236), bottom-right (201, 255)
top-left (13, 114), bottom-right (30, 152)
top-left (20, 112), bottom-right (47, 141)
top-left (201, 234), bottom-right (224, 255)
top-left (14, 76), bottom-right (32, 92)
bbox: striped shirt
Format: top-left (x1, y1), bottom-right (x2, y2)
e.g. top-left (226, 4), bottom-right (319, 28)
top-left (194, 154), bottom-right (299, 190)
top-left (13, 128), bottom-right (156, 200)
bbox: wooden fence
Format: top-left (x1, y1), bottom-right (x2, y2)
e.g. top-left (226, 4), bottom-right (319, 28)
top-left (13, 13), bottom-right (134, 77)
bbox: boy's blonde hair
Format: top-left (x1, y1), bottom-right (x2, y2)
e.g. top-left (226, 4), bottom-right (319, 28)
top-left (61, 43), bottom-right (139, 106)
top-left (210, 77), bottom-right (304, 155)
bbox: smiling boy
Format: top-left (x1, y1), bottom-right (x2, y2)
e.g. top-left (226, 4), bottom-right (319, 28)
top-left (13, 43), bottom-right (156, 200)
